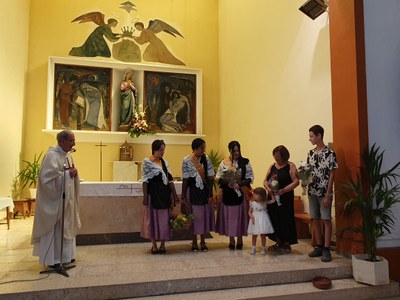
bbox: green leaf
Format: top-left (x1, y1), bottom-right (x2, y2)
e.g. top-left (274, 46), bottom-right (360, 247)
top-left (338, 143), bottom-right (400, 261)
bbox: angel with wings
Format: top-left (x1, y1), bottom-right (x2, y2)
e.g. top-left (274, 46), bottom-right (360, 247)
top-left (69, 12), bottom-right (121, 58)
top-left (133, 20), bottom-right (185, 66)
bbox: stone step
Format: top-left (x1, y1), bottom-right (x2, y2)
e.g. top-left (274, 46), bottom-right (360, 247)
top-left (0, 264), bottom-right (353, 300)
top-left (133, 279), bottom-right (400, 300)
top-left (1, 234), bottom-right (397, 300)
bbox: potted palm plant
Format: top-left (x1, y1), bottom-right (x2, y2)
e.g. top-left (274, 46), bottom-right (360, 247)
top-left (340, 143), bottom-right (400, 285)
top-left (18, 152), bottom-right (43, 199)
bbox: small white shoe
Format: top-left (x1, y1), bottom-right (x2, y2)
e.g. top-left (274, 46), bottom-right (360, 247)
top-left (250, 246), bottom-right (256, 255)
top-left (261, 247), bottom-right (267, 255)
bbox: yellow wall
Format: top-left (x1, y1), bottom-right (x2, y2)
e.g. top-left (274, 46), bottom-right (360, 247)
top-left (5, 0), bottom-right (333, 203)
top-left (0, 0), bottom-right (30, 197)
top-left (24, 0), bottom-right (219, 184)
top-left (219, 0), bottom-right (333, 200)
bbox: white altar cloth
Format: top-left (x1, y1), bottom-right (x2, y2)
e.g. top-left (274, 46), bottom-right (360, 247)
top-left (0, 197), bottom-right (14, 212)
top-left (77, 182), bottom-right (183, 237)
top-left (80, 181), bottom-right (182, 197)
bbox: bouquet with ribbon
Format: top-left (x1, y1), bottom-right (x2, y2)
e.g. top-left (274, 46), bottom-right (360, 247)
top-left (221, 167), bottom-right (242, 197)
top-left (268, 174), bottom-right (281, 206)
top-left (296, 161), bottom-right (314, 195)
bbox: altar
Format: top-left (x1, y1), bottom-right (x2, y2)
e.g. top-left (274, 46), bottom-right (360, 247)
top-left (77, 181), bottom-right (182, 245)
top-left (0, 197), bottom-right (14, 230)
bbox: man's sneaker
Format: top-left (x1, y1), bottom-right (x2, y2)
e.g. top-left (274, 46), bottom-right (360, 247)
top-left (250, 246), bottom-right (256, 255)
top-left (321, 249), bottom-right (332, 262)
top-left (261, 247), bottom-right (267, 255)
top-left (308, 246), bottom-right (323, 257)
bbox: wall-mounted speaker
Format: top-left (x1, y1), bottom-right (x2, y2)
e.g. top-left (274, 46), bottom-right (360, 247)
top-left (299, 0), bottom-right (328, 20)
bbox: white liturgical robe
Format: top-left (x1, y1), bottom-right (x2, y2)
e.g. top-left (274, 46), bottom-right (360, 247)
top-left (32, 145), bottom-right (81, 265)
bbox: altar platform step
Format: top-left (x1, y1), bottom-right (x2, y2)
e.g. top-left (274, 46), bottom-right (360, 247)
top-left (134, 279), bottom-right (400, 300)
top-left (1, 217), bottom-right (399, 300)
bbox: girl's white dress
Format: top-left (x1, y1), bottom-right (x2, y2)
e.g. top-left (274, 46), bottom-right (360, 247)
top-left (247, 201), bottom-right (274, 235)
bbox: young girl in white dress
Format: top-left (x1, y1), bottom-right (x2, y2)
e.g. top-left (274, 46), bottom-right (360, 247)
top-left (248, 187), bottom-right (274, 255)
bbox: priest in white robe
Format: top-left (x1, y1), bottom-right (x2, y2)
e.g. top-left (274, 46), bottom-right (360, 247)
top-left (32, 130), bottom-right (81, 267)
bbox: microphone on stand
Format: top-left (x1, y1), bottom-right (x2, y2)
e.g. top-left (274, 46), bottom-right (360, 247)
top-left (65, 148), bottom-right (77, 170)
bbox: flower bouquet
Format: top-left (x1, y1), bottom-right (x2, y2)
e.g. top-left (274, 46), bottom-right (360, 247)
top-left (296, 161), bottom-right (314, 195)
top-left (170, 213), bottom-right (194, 230)
top-left (128, 105), bottom-right (155, 138)
top-left (221, 167), bottom-right (242, 197)
top-left (268, 174), bottom-right (281, 206)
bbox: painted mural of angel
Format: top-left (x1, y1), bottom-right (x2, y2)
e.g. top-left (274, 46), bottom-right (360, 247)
top-left (133, 20), bottom-right (185, 65)
top-left (69, 12), bottom-right (121, 58)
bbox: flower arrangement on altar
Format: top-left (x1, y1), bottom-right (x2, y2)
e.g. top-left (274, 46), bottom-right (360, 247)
top-left (128, 105), bottom-right (155, 138)
top-left (296, 161), bottom-right (314, 195)
top-left (268, 173), bottom-right (281, 206)
top-left (170, 213), bottom-right (194, 229)
top-left (221, 166), bottom-right (242, 196)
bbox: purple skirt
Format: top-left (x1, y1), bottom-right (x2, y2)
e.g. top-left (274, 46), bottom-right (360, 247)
top-left (215, 201), bottom-right (249, 237)
top-left (141, 197), bottom-right (172, 241)
top-left (191, 204), bottom-right (215, 235)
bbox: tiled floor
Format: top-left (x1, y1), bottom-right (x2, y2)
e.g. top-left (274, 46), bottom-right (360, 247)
top-left (0, 214), bottom-right (351, 298)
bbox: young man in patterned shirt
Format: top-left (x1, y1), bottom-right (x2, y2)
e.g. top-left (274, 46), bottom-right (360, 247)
top-left (307, 125), bottom-right (338, 262)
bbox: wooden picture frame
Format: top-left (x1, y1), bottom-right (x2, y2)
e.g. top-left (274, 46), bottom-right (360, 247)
top-left (143, 71), bottom-right (197, 134)
top-left (45, 56), bottom-right (203, 144)
top-left (52, 63), bottom-right (112, 131)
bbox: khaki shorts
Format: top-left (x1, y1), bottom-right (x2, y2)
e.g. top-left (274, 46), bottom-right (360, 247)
top-left (308, 194), bottom-right (332, 220)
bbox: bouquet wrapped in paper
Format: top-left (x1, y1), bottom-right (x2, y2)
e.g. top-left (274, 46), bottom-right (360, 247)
top-left (296, 161), bottom-right (314, 195)
top-left (220, 167), bottom-right (242, 197)
top-left (268, 174), bottom-right (281, 206)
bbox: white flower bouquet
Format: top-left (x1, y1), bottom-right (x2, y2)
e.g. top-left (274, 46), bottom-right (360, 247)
top-left (221, 167), bottom-right (242, 197)
top-left (128, 105), bottom-right (155, 138)
top-left (296, 161), bottom-right (314, 195)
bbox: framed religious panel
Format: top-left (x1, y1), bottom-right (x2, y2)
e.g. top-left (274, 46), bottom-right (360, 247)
top-left (45, 56), bottom-right (203, 144)
top-left (143, 71), bottom-right (199, 134)
top-left (52, 63), bottom-right (112, 131)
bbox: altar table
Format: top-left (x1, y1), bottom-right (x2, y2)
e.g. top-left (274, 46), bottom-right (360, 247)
top-left (78, 181), bottom-right (182, 245)
top-left (0, 197), bottom-right (14, 230)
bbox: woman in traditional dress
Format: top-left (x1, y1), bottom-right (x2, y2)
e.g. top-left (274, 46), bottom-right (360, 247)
top-left (215, 141), bottom-right (254, 250)
top-left (181, 138), bottom-right (215, 252)
top-left (141, 140), bottom-right (179, 254)
top-left (264, 145), bottom-right (299, 254)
